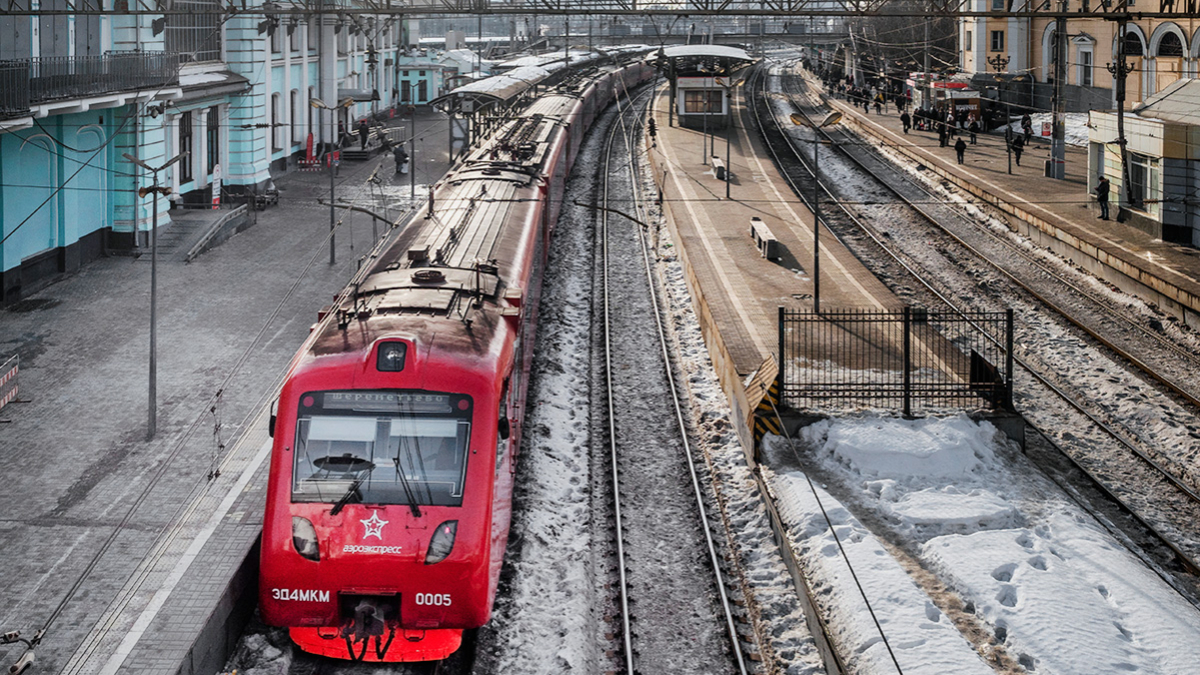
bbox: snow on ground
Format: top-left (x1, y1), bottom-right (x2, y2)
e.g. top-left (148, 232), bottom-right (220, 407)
top-left (765, 415), bottom-right (1200, 675)
top-left (1004, 112), bottom-right (1090, 146)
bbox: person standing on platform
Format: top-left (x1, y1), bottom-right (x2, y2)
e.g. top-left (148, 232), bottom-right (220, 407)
top-left (358, 119), bottom-right (370, 150)
top-left (901, 110), bottom-right (911, 133)
top-left (1021, 113), bottom-right (1033, 143)
top-left (954, 137), bottom-right (967, 164)
top-left (938, 120), bottom-right (948, 147)
top-left (1096, 175), bottom-right (1111, 220)
top-left (1011, 134), bottom-right (1025, 166)
top-left (393, 143), bottom-right (409, 174)
top-left (968, 118), bottom-right (979, 144)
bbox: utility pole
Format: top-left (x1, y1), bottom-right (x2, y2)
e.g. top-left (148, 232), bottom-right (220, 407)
top-left (988, 54), bottom-right (1013, 175)
top-left (123, 151), bottom-right (186, 441)
top-left (923, 19), bottom-right (930, 109)
top-left (1050, 4), bottom-right (1068, 179)
top-left (1108, 19), bottom-right (1136, 219)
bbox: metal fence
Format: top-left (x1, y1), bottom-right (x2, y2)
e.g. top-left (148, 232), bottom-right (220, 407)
top-left (0, 52), bottom-right (180, 118)
top-left (778, 307), bottom-right (1014, 416)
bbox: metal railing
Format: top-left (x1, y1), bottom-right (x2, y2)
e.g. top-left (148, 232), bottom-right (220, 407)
top-left (0, 61), bottom-right (31, 119)
top-left (779, 307), bottom-right (1014, 416)
top-left (0, 52), bottom-right (180, 118)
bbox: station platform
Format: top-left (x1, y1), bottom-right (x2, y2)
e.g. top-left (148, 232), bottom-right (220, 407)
top-left (0, 109), bottom-right (451, 675)
top-left (647, 84), bottom-right (905, 451)
top-left (806, 68), bottom-right (1200, 331)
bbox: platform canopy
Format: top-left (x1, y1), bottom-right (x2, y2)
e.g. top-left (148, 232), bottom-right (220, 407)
top-left (431, 65), bottom-right (553, 114)
top-left (656, 44), bottom-right (757, 76)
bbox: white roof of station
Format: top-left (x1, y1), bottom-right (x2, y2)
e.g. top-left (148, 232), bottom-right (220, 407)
top-left (435, 65), bottom-right (554, 108)
top-left (660, 45), bottom-right (754, 61)
top-left (1133, 78), bottom-right (1200, 126)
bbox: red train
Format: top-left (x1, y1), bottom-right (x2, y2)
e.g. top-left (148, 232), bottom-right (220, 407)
top-left (258, 58), bottom-right (655, 662)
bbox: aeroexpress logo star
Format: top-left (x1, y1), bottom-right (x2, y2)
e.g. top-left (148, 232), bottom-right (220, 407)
top-left (360, 511), bottom-right (389, 540)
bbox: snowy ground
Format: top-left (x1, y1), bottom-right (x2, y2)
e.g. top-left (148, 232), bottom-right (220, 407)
top-left (764, 415), bottom-right (1200, 675)
top-left (1002, 112), bottom-right (1090, 147)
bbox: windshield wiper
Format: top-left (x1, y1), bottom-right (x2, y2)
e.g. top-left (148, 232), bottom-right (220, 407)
top-left (392, 455), bottom-right (423, 518)
top-left (329, 478), bottom-right (364, 516)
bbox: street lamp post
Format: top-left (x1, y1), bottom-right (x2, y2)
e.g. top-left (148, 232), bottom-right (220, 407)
top-left (311, 96), bottom-right (355, 265)
top-left (122, 151), bottom-right (186, 440)
top-left (987, 54), bottom-right (1013, 175)
top-left (790, 111), bottom-right (842, 313)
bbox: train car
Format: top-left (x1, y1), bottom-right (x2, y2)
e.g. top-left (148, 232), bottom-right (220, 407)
top-left (258, 59), bottom-right (654, 663)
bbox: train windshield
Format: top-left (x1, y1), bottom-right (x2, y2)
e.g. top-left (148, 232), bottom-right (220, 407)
top-left (291, 390), bottom-right (472, 507)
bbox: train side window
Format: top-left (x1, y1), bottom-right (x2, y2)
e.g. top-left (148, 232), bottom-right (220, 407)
top-left (496, 377), bottom-right (510, 475)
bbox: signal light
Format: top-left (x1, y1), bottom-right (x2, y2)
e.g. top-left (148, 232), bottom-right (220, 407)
top-left (376, 341), bottom-right (407, 372)
top-left (292, 516), bottom-right (320, 561)
top-left (424, 521), bottom-right (457, 565)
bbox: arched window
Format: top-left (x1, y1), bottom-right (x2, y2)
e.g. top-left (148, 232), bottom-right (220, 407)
top-left (290, 89), bottom-right (300, 144)
top-left (271, 93), bottom-right (282, 152)
top-left (1157, 32), bottom-right (1183, 57)
top-left (1124, 31), bottom-right (1144, 57)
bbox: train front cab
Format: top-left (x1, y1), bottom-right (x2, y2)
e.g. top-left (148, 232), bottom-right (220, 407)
top-left (260, 337), bottom-right (508, 663)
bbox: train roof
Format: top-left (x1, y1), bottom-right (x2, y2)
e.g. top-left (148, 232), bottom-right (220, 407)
top-left (308, 112), bottom-right (566, 357)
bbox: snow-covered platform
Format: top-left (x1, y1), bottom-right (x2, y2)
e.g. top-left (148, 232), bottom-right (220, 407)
top-left (820, 75), bottom-right (1200, 332)
top-left (648, 85), bottom-right (905, 450)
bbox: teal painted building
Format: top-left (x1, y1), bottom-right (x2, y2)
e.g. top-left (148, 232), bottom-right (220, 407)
top-left (0, 1), bottom-right (417, 303)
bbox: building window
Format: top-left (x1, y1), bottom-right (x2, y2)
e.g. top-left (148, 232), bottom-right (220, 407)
top-left (179, 112), bottom-right (194, 183)
top-left (1124, 31), bottom-right (1144, 56)
top-left (402, 70), bottom-right (410, 77)
top-left (418, 79), bottom-right (427, 101)
top-left (991, 30), bottom-right (1005, 52)
top-left (419, 70), bottom-right (426, 77)
top-left (1079, 49), bottom-right (1093, 86)
top-left (290, 90), bottom-right (300, 144)
top-left (683, 89), bottom-right (722, 114)
top-left (965, 31), bottom-right (973, 51)
top-left (289, 22), bottom-right (300, 52)
top-left (308, 86), bottom-right (316, 136)
top-left (401, 81), bottom-right (411, 102)
top-left (991, 0), bottom-right (1005, 9)
top-left (271, 94), bottom-right (282, 152)
top-left (1129, 152), bottom-right (1158, 210)
top-left (308, 20), bottom-right (318, 51)
top-left (1157, 32), bottom-right (1183, 57)
top-left (206, 106), bottom-right (219, 174)
top-left (271, 26), bottom-right (282, 54)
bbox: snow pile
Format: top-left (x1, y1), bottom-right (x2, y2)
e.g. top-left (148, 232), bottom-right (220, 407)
top-left (767, 415), bottom-right (1200, 675)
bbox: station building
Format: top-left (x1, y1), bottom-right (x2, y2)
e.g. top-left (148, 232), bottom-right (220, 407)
top-left (1088, 79), bottom-right (1200, 246)
top-left (959, 1), bottom-right (1200, 112)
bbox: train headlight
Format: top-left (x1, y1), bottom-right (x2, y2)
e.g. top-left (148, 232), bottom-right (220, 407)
top-left (292, 516), bottom-right (321, 561)
top-left (424, 521), bottom-right (458, 565)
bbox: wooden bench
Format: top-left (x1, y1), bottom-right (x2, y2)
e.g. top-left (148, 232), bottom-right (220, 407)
top-left (750, 217), bottom-right (779, 260)
top-left (711, 156), bottom-right (728, 181)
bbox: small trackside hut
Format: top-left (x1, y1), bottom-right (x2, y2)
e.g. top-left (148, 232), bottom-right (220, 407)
top-left (655, 45), bottom-right (756, 130)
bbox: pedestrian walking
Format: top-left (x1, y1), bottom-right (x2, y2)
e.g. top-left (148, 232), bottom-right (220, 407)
top-left (358, 119), bottom-right (370, 150)
top-left (1011, 134), bottom-right (1024, 166)
top-left (1021, 113), bottom-right (1033, 144)
top-left (968, 119), bottom-right (979, 144)
top-left (900, 110), bottom-right (911, 134)
top-left (954, 137), bottom-right (967, 164)
top-left (1096, 175), bottom-right (1111, 219)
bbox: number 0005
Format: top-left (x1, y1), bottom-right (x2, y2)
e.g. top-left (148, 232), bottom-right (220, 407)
top-left (414, 593), bottom-right (451, 606)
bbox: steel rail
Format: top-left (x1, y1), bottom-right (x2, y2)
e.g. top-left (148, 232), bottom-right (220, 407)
top-left (783, 70), bottom-right (1200, 411)
top-left (751, 60), bottom-right (1200, 573)
top-left (600, 81), bottom-right (750, 674)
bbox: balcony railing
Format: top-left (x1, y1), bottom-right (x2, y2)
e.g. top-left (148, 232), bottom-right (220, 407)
top-left (1, 52), bottom-right (181, 120)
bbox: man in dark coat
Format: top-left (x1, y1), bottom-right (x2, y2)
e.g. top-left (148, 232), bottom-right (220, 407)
top-left (900, 110), bottom-right (911, 134)
top-left (358, 120), bottom-right (370, 150)
top-left (1096, 175), bottom-right (1111, 219)
top-left (1011, 134), bottom-right (1024, 166)
top-left (954, 137), bottom-right (967, 164)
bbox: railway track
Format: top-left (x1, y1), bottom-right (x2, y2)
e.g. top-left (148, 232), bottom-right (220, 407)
top-left (745, 60), bottom-right (1200, 590)
top-left (593, 84), bottom-right (752, 674)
